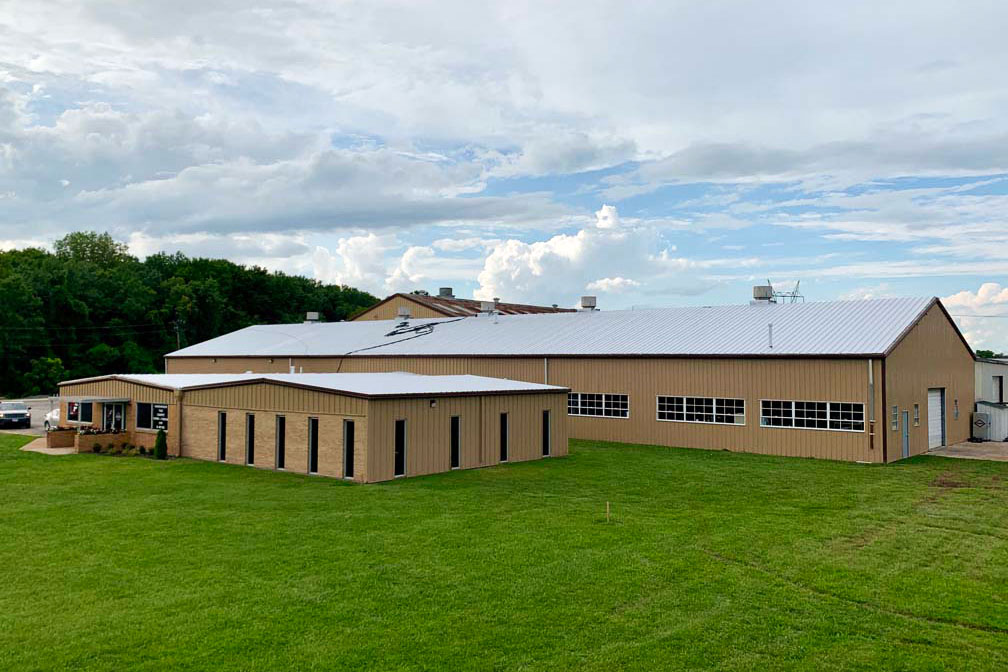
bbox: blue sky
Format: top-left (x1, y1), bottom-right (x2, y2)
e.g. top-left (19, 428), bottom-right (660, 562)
top-left (1, 1), bottom-right (1007, 350)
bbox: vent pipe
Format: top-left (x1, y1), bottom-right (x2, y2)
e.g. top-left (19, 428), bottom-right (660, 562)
top-left (768, 323), bottom-right (773, 350)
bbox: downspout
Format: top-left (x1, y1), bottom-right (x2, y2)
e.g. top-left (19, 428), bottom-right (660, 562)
top-left (868, 359), bottom-right (875, 456)
top-left (543, 357), bottom-right (549, 385)
top-left (174, 389), bottom-right (185, 457)
top-left (881, 359), bottom-right (888, 463)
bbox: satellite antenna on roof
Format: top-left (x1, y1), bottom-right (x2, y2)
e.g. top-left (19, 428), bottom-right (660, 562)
top-left (770, 279), bottom-right (804, 303)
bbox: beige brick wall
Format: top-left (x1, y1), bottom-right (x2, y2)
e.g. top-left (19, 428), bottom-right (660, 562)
top-left (181, 405), bottom-right (367, 481)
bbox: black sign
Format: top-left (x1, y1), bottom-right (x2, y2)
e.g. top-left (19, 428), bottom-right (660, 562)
top-left (152, 404), bottom-right (169, 431)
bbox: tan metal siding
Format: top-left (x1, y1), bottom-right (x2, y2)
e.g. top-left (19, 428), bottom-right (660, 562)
top-left (183, 382), bottom-right (367, 416)
top-left (366, 392), bottom-right (568, 482)
top-left (166, 354), bottom-right (878, 462)
top-left (59, 379), bottom-right (173, 405)
top-left (884, 304), bottom-right (974, 461)
top-left (353, 296), bottom-right (446, 321)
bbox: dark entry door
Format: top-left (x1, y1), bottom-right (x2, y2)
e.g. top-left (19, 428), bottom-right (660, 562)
top-left (394, 419), bottom-right (406, 477)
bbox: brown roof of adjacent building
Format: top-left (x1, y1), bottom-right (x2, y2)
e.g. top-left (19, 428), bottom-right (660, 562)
top-left (353, 292), bottom-right (576, 319)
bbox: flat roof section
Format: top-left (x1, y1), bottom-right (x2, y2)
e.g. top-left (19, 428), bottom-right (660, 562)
top-left (59, 372), bottom-right (570, 399)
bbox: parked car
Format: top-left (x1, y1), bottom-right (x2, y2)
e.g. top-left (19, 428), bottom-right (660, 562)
top-left (0, 401), bottom-right (31, 428)
top-left (44, 407), bottom-right (60, 432)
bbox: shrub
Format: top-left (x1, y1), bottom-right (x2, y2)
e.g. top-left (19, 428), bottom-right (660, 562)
top-left (121, 442), bottom-right (129, 452)
top-left (92, 443), bottom-right (102, 454)
top-left (138, 446), bottom-right (147, 456)
top-left (154, 429), bottom-right (167, 461)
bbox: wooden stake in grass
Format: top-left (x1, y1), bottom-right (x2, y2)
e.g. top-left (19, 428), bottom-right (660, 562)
top-left (606, 501), bottom-right (610, 523)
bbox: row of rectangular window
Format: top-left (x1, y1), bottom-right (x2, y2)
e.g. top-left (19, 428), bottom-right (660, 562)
top-left (567, 393), bottom-right (629, 418)
top-left (657, 396), bottom-right (745, 425)
top-left (568, 393), bottom-right (865, 433)
top-left (760, 400), bottom-right (865, 432)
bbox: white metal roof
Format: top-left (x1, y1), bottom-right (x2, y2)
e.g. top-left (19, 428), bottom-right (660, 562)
top-left (166, 297), bottom-right (941, 359)
top-left (61, 372), bottom-right (567, 397)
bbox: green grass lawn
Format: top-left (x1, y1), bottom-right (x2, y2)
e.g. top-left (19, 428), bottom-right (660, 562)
top-left (2, 433), bottom-right (1007, 671)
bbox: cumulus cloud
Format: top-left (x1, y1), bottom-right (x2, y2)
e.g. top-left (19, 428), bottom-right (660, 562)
top-left (473, 204), bottom-right (709, 304)
top-left (943, 283), bottom-right (1008, 352)
top-left (586, 277), bottom-right (641, 293)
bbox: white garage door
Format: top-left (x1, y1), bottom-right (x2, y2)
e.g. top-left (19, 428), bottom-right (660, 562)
top-left (927, 388), bottom-right (945, 449)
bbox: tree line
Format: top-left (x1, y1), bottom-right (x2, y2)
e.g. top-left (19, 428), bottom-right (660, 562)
top-left (0, 232), bottom-right (378, 396)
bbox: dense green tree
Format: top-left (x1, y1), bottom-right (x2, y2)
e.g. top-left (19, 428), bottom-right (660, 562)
top-left (977, 349), bottom-right (1007, 359)
top-left (0, 232), bottom-right (379, 396)
top-left (23, 357), bottom-right (67, 396)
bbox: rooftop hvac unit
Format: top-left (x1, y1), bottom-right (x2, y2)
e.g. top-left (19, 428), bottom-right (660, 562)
top-left (752, 285), bottom-right (774, 301)
top-left (397, 306), bottom-right (411, 320)
top-left (580, 295), bottom-right (597, 310)
top-left (438, 287), bottom-right (454, 298)
top-left (971, 412), bottom-right (991, 441)
top-left (304, 311), bottom-right (320, 322)
top-left (479, 300), bottom-right (494, 313)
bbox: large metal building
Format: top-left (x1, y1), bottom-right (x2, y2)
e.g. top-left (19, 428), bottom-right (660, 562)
top-left (164, 296), bottom-right (976, 463)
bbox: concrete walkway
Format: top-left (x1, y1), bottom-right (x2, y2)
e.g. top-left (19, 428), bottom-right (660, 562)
top-left (19, 437), bottom-right (74, 456)
top-left (930, 441), bottom-right (1008, 462)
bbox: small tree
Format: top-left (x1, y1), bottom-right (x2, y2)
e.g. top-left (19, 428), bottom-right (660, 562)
top-left (153, 429), bottom-right (168, 460)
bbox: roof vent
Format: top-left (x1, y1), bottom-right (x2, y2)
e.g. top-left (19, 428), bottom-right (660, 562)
top-left (438, 287), bottom-right (454, 298)
top-left (580, 296), bottom-right (597, 311)
top-left (752, 285), bottom-right (774, 302)
top-left (304, 311), bottom-right (320, 323)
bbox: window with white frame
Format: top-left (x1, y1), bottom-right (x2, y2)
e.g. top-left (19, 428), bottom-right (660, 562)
top-left (568, 392), bottom-right (629, 418)
top-left (761, 400), bottom-right (865, 432)
top-left (657, 396), bottom-right (745, 425)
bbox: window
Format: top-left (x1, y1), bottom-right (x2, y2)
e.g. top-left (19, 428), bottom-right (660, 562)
top-left (67, 401), bottom-right (80, 422)
top-left (343, 420), bottom-right (355, 479)
top-left (761, 400), bottom-right (865, 432)
top-left (891, 405), bottom-right (898, 431)
top-left (657, 396), bottom-right (745, 425)
top-left (275, 416), bottom-right (286, 470)
top-left (245, 414), bottom-right (255, 465)
top-left (308, 417), bottom-right (319, 474)
top-left (450, 416), bottom-right (461, 469)
top-left (500, 413), bottom-right (509, 462)
top-left (995, 376), bottom-right (1005, 404)
top-left (394, 419), bottom-right (406, 477)
top-left (542, 410), bottom-right (551, 457)
top-left (568, 392), bottom-right (629, 418)
top-left (913, 404), bottom-right (920, 427)
top-left (136, 403), bottom-right (169, 430)
top-left (217, 412), bottom-right (227, 461)
top-left (80, 403), bottom-right (93, 423)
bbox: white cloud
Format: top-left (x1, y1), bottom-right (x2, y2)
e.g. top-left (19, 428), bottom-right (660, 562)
top-left (586, 277), bottom-right (640, 293)
top-left (943, 283), bottom-right (1008, 352)
top-left (473, 204), bottom-right (707, 304)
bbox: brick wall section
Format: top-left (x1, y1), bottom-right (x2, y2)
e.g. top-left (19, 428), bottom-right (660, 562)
top-left (181, 405), bottom-right (368, 481)
top-left (46, 429), bottom-right (76, 449)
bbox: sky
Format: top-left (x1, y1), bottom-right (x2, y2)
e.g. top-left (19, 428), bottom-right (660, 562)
top-left (1, 1), bottom-right (1007, 351)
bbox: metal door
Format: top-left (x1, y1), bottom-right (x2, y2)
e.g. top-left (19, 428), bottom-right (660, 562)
top-left (901, 410), bottom-right (910, 459)
top-left (927, 388), bottom-right (945, 449)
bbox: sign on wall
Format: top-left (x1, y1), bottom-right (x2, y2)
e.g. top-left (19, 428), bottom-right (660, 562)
top-left (152, 404), bottom-right (169, 431)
